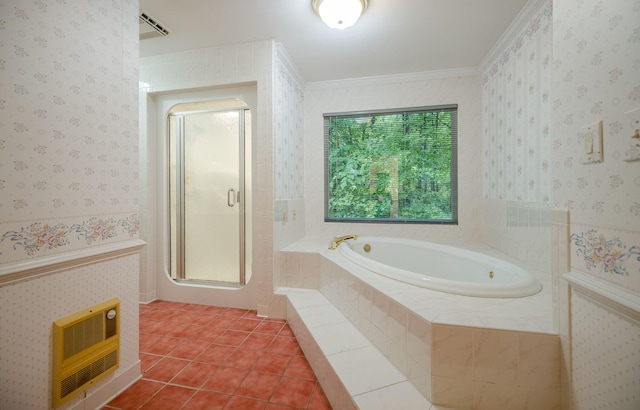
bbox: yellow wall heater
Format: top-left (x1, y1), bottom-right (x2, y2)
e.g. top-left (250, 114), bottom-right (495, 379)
top-left (52, 298), bottom-right (120, 407)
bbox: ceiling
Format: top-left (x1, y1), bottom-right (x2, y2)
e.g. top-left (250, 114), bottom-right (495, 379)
top-left (139, 0), bottom-right (529, 83)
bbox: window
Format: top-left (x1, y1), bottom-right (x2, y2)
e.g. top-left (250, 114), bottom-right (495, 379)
top-left (324, 105), bottom-right (458, 224)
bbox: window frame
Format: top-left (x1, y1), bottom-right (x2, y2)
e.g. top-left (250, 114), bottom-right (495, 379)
top-left (323, 105), bottom-right (458, 225)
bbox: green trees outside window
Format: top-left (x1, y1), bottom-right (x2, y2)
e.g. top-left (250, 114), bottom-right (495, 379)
top-left (324, 105), bottom-right (458, 223)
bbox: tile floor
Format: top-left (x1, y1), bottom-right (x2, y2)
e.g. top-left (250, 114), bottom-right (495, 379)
top-left (105, 300), bottom-right (332, 410)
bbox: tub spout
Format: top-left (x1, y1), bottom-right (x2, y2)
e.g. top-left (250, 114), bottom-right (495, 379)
top-left (328, 235), bottom-right (358, 250)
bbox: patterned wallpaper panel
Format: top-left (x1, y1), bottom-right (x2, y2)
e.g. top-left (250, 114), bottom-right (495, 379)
top-left (0, 1), bottom-right (140, 408)
top-left (553, 0), bottom-right (640, 293)
top-left (571, 290), bottom-right (640, 409)
top-left (0, 0), bottom-right (140, 263)
top-left (0, 255), bottom-right (140, 410)
top-left (482, 0), bottom-right (553, 203)
top-left (274, 55), bottom-right (305, 201)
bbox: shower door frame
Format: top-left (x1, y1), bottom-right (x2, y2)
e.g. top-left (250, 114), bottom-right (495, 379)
top-left (169, 106), bottom-right (248, 287)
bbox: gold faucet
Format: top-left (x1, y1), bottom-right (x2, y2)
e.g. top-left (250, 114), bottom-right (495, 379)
top-left (328, 235), bottom-right (358, 250)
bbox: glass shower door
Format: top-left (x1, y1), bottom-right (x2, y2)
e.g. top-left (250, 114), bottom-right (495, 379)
top-left (169, 107), bottom-right (248, 286)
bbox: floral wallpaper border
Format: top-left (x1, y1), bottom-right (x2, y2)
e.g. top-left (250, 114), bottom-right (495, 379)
top-left (570, 228), bottom-right (640, 277)
top-left (482, 0), bottom-right (553, 86)
top-left (0, 214), bottom-right (139, 258)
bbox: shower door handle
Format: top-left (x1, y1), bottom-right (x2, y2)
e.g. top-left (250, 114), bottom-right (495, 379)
top-left (227, 188), bottom-right (236, 207)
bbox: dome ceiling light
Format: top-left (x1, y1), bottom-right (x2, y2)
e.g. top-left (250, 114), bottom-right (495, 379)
top-left (311, 0), bottom-right (368, 30)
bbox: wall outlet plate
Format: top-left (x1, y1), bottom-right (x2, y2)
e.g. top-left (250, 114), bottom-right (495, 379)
top-left (581, 120), bottom-right (603, 164)
top-left (623, 108), bottom-right (640, 162)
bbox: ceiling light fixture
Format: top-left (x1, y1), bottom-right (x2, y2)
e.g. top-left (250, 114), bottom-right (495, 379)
top-left (311, 0), bottom-right (368, 30)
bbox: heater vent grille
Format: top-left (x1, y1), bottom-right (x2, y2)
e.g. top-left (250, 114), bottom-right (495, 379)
top-left (60, 350), bottom-right (118, 399)
top-left (52, 298), bottom-right (120, 408)
top-left (63, 314), bottom-right (103, 359)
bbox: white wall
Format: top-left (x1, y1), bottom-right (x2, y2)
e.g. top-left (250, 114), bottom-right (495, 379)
top-left (273, 45), bottom-right (307, 301)
top-left (0, 1), bottom-right (141, 408)
top-left (139, 41), bottom-right (277, 316)
top-left (303, 72), bottom-right (483, 243)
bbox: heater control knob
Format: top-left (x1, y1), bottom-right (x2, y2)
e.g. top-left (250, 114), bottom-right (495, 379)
top-left (106, 309), bottom-right (117, 320)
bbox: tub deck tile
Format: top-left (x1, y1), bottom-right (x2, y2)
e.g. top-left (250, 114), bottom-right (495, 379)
top-left (282, 287), bottom-right (433, 410)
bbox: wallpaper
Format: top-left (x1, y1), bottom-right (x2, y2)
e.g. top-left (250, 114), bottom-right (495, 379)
top-left (0, 0), bottom-right (141, 408)
top-left (0, 0), bottom-right (140, 263)
top-left (571, 290), bottom-right (640, 409)
top-left (553, 0), bottom-right (640, 293)
top-left (274, 55), bottom-right (305, 201)
top-left (0, 255), bottom-right (140, 409)
top-left (482, 0), bottom-right (553, 203)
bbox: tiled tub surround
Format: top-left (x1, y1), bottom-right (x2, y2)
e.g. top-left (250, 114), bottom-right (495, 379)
top-left (279, 238), bottom-right (560, 410)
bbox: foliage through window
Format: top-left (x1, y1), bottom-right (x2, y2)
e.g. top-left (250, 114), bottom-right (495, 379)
top-left (324, 106), bottom-right (458, 223)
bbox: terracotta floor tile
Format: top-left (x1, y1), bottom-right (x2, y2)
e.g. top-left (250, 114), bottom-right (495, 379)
top-left (230, 317), bottom-right (263, 332)
top-left (139, 353), bottom-right (162, 372)
top-left (209, 315), bottom-right (240, 328)
top-left (143, 357), bottom-right (189, 382)
top-left (265, 404), bottom-right (295, 410)
top-left (254, 320), bottom-right (285, 335)
top-left (235, 371), bottom-right (281, 401)
top-left (143, 336), bottom-right (182, 355)
top-left (215, 330), bottom-right (250, 346)
top-left (267, 335), bottom-right (300, 355)
top-left (190, 313), bottom-right (218, 326)
top-left (139, 333), bottom-right (162, 350)
top-left (201, 366), bottom-right (249, 394)
top-left (224, 396), bottom-right (268, 410)
top-left (181, 303), bottom-right (209, 312)
top-left (143, 320), bottom-right (175, 336)
top-left (165, 322), bottom-right (200, 339)
top-left (182, 390), bottom-right (230, 410)
top-left (171, 362), bottom-right (218, 389)
top-left (278, 324), bottom-right (296, 337)
top-left (202, 305), bottom-right (227, 314)
top-left (221, 307), bottom-right (250, 317)
top-left (308, 384), bottom-right (332, 410)
top-left (271, 377), bottom-right (316, 408)
top-left (167, 339), bottom-right (209, 360)
top-left (190, 325), bottom-right (225, 342)
top-left (224, 347), bottom-right (262, 369)
top-left (285, 355), bottom-right (317, 380)
top-left (111, 301), bottom-right (329, 409)
top-left (107, 379), bottom-right (163, 409)
top-left (241, 332), bottom-right (275, 351)
top-left (243, 310), bottom-right (261, 319)
top-left (139, 384), bottom-right (195, 410)
top-left (195, 343), bottom-right (236, 365)
top-left (177, 311), bottom-right (211, 324)
top-left (254, 351), bottom-right (292, 375)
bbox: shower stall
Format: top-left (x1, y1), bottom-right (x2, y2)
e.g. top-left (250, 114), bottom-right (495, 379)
top-left (167, 100), bottom-right (251, 287)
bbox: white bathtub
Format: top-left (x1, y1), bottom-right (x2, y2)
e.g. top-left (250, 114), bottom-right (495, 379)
top-left (336, 236), bottom-right (542, 297)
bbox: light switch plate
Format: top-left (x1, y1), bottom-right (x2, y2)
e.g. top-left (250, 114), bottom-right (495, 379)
top-left (581, 120), bottom-right (603, 164)
top-left (623, 108), bottom-right (640, 162)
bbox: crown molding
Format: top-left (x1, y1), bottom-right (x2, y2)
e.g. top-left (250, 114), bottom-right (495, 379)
top-left (479, 0), bottom-right (549, 73)
top-left (275, 42), bottom-right (307, 88)
top-left (306, 66), bottom-right (479, 91)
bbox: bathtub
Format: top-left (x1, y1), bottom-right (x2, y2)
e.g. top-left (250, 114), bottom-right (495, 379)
top-left (335, 236), bottom-right (541, 297)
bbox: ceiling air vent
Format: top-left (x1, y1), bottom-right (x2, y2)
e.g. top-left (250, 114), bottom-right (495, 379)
top-left (139, 10), bottom-right (170, 40)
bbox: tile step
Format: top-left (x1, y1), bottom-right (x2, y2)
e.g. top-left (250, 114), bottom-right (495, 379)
top-left (281, 288), bottom-right (432, 410)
